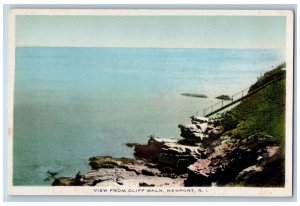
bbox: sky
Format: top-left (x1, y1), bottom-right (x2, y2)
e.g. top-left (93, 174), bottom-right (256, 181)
top-left (16, 15), bottom-right (286, 49)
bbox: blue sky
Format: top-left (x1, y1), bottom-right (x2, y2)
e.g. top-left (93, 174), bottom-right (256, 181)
top-left (16, 15), bottom-right (286, 49)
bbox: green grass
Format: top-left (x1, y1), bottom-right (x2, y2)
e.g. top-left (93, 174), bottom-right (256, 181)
top-left (221, 63), bottom-right (286, 144)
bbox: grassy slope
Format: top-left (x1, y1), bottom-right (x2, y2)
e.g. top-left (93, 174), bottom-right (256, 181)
top-left (225, 63), bottom-right (286, 144)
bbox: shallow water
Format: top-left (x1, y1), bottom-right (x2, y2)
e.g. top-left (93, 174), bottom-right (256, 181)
top-left (13, 47), bottom-right (284, 185)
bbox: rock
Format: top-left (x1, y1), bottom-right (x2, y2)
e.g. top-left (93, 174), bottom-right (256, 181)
top-left (179, 173), bottom-right (188, 178)
top-left (89, 156), bottom-right (120, 169)
top-left (74, 171), bottom-right (85, 185)
top-left (160, 173), bottom-right (178, 179)
top-left (185, 159), bottom-right (216, 186)
top-left (190, 116), bottom-right (209, 124)
top-left (83, 168), bottom-right (138, 186)
top-left (53, 166), bottom-right (185, 187)
top-left (92, 178), bottom-right (104, 186)
top-left (236, 165), bottom-right (263, 182)
top-left (265, 146), bottom-right (280, 157)
top-left (52, 177), bottom-right (75, 186)
top-left (235, 145), bottom-right (284, 187)
top-left (47, 170), bottom-right (58, 177)
top-left (178, 124), bottom-right (207, 142)
top-left (187, 159), bottom-right (215, 177)
top-left (133, 136), bottom-right (204, 174)
top-left (133, 137), bottom-right (169, 162)
top-left (215, 95), bottom-right (232, 101)
top-left (185, 134), bottom-right (279, 186)
top-left (141, 167), bottom-right (161, 176)
top-left (162, 142), bottom-right (204, 156)
top-left (126, 143), bottom-right (139, 148)
top-left (134, 136), bottom-right (202, 157)
top-left (159, 167), bottom-right (173, 173)
top-left (144, 163), bottom-right (158, 168)
top-left (207, 126), bottom-right (223, 137)
top-left (139, 182), bottom-right (155, 187)
top-left (116, 177), bottom-right (124, 185)
top-left (89, 156), bottom-right (137, 169)
top-left (181, 93), bottom-right (208, 98)
top-left (158, 153), bottom-right (197, 173)
top-left (178, 116), bottom-right (221, 144)
top-left (53, 112), bottom-right (281, 188)
top-left (196, 122), bottom-right (208, 133)
top-left (120, 163), bottom-right (142, 175)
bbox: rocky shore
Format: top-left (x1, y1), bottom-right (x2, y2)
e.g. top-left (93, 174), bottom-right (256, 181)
top-left (52, 64), bottom-right (286, 187)
top-left (52, 115), bottom-right (283, 187)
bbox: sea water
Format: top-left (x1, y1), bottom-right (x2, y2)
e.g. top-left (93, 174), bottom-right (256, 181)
top-left (13, 48), bottom-right (285, 185)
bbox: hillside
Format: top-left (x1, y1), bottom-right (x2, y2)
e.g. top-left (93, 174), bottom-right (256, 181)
top-left (201, 63), bottom-right (287, 186)
top-left (227, 63), bottom-right (286, 144)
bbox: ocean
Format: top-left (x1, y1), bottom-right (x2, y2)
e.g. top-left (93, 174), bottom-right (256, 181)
top-left (13, 47), bottom-right (285, 185)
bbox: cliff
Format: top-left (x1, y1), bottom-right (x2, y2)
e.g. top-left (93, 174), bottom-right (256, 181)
top-left (185, 63), bottom-right (286, 187)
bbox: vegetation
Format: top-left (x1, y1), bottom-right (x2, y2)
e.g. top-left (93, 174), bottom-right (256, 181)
top-left (214, 111), bottom-right (239, 131)
top-left (221, 63), bottom-right (286, 144)
top-left (249, 62), bottom-right (286, 92)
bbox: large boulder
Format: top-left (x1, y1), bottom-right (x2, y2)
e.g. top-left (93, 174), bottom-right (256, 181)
top-left (52, 172), bottom-right (85, 186)
top-left (141, 167), bottom-right (161, 176)
top-left (236, 146), bottom-right (285, 187)
top-left (178, 124), bottom-right (207, 142)
top-left (178, 116), bottom-right (223, 145)
top-left (52, 177), bottom-right (75, 186)
top-left (185, 134), bottom-right (278, 186)
top-left (133, 137), bottom-right (205, 173)
top-left (185, 159), bottom-right (216, 186)
top-left (133, 137), bottom-right (176, 162)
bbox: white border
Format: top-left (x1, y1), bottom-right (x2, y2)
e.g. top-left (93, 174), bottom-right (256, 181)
top-left (8, 8), bottom-right (16, 197)
top-left (8, 9), bottom-right (294, 196)
top-left (10, 9), bottom-right (292, 16)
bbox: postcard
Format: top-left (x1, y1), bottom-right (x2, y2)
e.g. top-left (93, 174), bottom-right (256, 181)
top-left (8, 9), bottom-right (294, 196)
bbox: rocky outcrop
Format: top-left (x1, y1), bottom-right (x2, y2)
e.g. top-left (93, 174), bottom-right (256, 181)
top-left (178, 116), bottom-right (223, 145)
top-left (132, 137), bottom-right (205, 174)
top-left (185, 133), bottom-right (278, 186)
top-left (89, 156), bottom-right (140, 170)
top-left (52, 177), bottom-right (76, 186)
top-left (52, 116), bottom-right (216, 187)
top-left (141, 167), bottom-right (161, 176)
top-left (52, 172), bottom-right (84, 186)
top-left (235, 146), bottom-right (285, 186)
top-left (53, 115), bottom-right (284, 188)
top-left (133, 137), bottom-right (177, 162)
top-left (53, 157), bottom-right (184, 187)
top-left (178, 124), bottom-right (207, 143)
